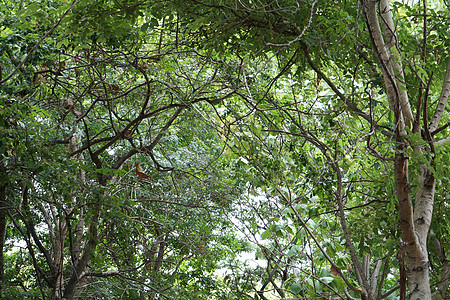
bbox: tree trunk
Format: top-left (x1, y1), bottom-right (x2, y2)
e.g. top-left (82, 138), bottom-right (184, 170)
top-left (406, 166), bottom-right (435, 299)
top-left (362, 0), bottom-right (437, 298)
top-left (62, 219), bottom-right (99, 299)
top-left (394, 155), bottom-right (434, 300)
top-left (50, 217), bottom-right (68, 300)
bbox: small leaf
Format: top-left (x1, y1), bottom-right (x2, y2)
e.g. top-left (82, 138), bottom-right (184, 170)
top-left (285, 225), bottom-right (294, 235)
top-left (141, 22), bottom-right (150, 32)
top-left (287, 246), bottom-right (298, 258)
top-left (330, 266), bottom-right (339, 276)
top-left (321, 276), bottom-right (334, 284)
top-left (281, 207), bottom-right (290, 216)
top-left (289, 282), bottom-right (303, 295)
top-left (260, 228), bottom-right (272, 239)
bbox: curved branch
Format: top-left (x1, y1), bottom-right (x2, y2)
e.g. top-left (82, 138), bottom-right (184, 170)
top-left (429, 58), bottom-right (450, 132)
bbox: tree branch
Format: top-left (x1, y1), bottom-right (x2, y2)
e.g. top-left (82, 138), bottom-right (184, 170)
top-left (378, 0), bottom-right (414, 127)
top-left (299, 41), bottom-right (372, 124)
top-left (429, 58), bottom-right (450, 132)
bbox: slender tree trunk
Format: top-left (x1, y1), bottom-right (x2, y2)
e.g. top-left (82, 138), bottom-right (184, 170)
top-left (61, 135), bottom-right (91, 299)
top-left (406, 166), bottom-right (435, 299)
top-left (50, 218), bottom-right (68, 300)
top-left (394, 158), bottom-right (434, 299)
top-left (362, 0), bottom-right (438, 298)
top-left (62, 217), bottom-right (99, 299)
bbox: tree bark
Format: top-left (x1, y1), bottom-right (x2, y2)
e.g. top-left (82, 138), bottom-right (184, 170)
top-left (62, 218), bottom-right (99, 299)
top-left (378, 0), bottom-right (414, 128)
top-left (394, 146), bottom-right (434, 300)
top-left (406, 166), bottom-right (435, 300)
top-left (430, 58), bottom-right (450, 132)
top-left (50, 217), bottom-right (68, 300)
top-left (362, 0), bottom-right (437, 298)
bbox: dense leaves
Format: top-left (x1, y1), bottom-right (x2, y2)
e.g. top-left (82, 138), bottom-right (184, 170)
top-left (1, 0), bottom-right (449, 299)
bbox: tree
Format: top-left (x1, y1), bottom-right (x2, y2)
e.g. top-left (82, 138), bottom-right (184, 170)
top-left (167, 0), bottom-right (449, 299)
top-left (0, 0), bottom-right (247, 298)
top-left (0, 0), bottom-right (448, 299)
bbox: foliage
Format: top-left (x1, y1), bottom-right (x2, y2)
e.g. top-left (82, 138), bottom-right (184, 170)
top-left (0, 0), bottom-right (449, 299)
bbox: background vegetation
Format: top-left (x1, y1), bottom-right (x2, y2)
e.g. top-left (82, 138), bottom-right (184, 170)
top-left (0, 0), bottom-right (448, 299)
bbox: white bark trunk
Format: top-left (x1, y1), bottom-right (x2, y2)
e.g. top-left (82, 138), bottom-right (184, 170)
top-left (361, 1), bottom-right (438, 299)
top-left (406, 165), bottom-right (435, 300)
top-left (430, 58), bottom-right (450, 132)
top-left (379, 0), bottom-right (414, 128)
top-left (362, 0), bottom-right (398, 112)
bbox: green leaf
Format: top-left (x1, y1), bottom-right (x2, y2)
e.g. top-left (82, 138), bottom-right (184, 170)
top-left (289, 282), bottom-right (303, 295)
top-left (260, 228), bottom-right (272, 239)
top-left (321, 276), bottom-right (334, 284)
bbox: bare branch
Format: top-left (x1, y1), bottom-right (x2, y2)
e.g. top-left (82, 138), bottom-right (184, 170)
top-left (429, 58), bottom-right (450, 132)
top-left (264, 0), bottom-right (318, 47)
